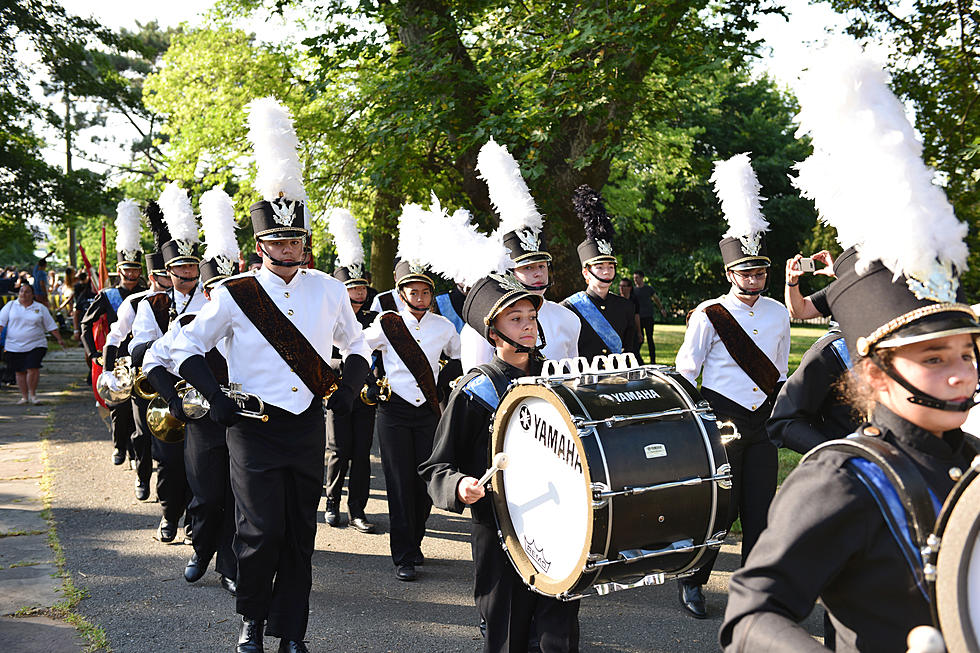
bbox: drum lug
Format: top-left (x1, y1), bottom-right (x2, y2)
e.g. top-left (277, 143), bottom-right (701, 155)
top-left (923, 562), bottom-right (937, 582)
top-left (920, 533), bottom-right (941, 572)
top-left (591, 482), bottom-right (610, 509)
top-left (716, 463), bottom-right (732, 490)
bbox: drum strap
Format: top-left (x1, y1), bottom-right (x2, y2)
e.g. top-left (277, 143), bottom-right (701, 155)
top-left (460, 365), bottom-right (511, 412)
top-left (703, 303), bottom-right (780, 397)
top-left (434, 292), bottom-right (464, 333)
top-left (565, 291), bottom-right (623, 354)
top-left (802, 435), bottom-right (941, 601)
top-left (828, 333), bottom-right (852, 370)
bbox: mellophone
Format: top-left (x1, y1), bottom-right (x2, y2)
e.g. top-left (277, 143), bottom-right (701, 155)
top-left (484, 353), bottom-right (734, 600)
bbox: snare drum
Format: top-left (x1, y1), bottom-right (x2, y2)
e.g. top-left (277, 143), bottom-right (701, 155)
top-left (489, 364), bottom-right (731, 599)
top-left (927, 456), bottom-right (980, 653)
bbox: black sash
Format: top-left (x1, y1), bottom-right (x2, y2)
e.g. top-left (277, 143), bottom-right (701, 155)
top-left (378, 292), bottom-right (397, 312)
top-left (703, 303), bottom-right (780, 398)
top-left (379, 312), bottom-right (440, 416)
top-left (223, 277), bottom-right (338, 397)
top-left (145, 293), bottom-right (171, 333)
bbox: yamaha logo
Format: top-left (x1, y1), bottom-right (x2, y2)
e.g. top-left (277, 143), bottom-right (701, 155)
top-left (599, 389), bottom-right (661, 403)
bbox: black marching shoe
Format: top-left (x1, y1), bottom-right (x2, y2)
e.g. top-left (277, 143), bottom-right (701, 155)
top-left (236, 617), bottom-right (264, 653)
top-left (183, 552), bottom-right (211, 583)
top-left (395, 564), bottom-right (416, 582)
top-left (157, 518), bottom-right (177, 543)
top-left (413, 552), bottom-right (424, 566)
top-left (277, 640), bottom-right (310, 653)
top-left (111, 448), bottom-right (125, 465)
top-left (221, 574), bottom-right (238, 596)
top-left (323, 499), bottom-right (340, 527)
top-left (134, 479), bottom-right (150, 501)
top-left (677, 579), bottom-right (708, 619)
top-left (349, 516), bottom-right (375, 534)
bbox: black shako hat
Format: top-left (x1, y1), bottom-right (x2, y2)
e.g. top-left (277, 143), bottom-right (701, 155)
top-left (573, 185), bottom-right (617, 266)
top-left (827, 248), bottom-right (979, 360)
top-left (249, 198), bottom-right (308, 241)
top-left (161, 239), bottom-right (200, 268)
top-left (719, 235), bottom-right (770, 271)
top-left (501, 229), bottom-right (551, 266)
top-left (394, 258), bottom-right (433, 289)
top-left (462, 274), bottom-right (544, 343)
top-left (116, 249), bottom-right (143, 269)
top-left (144, 252), bottom-right (166, 275)
top-left (199, 256), bottom-right (238, 289)
top-left (333, 265), bottom-right (368, 288)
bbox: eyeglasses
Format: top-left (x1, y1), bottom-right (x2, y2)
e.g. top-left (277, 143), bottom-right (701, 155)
top-left (732, 270), bottom-right (768, 281)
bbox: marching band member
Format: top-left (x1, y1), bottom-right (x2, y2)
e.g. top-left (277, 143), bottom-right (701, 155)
top-left (143, 186), bottom-right (241, 596)
top-left (362, 203), bottom-right (461, 582)
top-left (460, 139), bottom-right (579, 369)
top-left (674, 154), bottom-right (790, 619)
top-left (170, 98), bottom-right (371, 653)
top-left (103, 201), bottom-right (173, 500)
top-left (562, 185), bottom-right (636, 360)
top-left (421, 269), bottom-right (580, 652)
top-left (721, 40), bottom-right (979, 652)
top-left (82, 199), bottom-right (146, 466)
top-left (323, 208), bottom-right (378, 534)
top-left (131, 182), bottom-right (207, 543)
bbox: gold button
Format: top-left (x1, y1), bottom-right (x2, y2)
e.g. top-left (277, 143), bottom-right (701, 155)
top-left (602, 349), bottom-right (608, 354)
top-left (749, 311), bottom-right (754, 316)
top-left (288, 309), bottom-right (294, 316)
top-left (863, 426), bottom-right (881, 436)
top-left (600, 305), bottom-right (605, 310)
top-left (751, 404), bottom-right (757, 410)
top-left (752, 387), bottom-right (758, 392)
top-left (301, 270), bottom-right (307, 275)
top-left (284, 292), bottom-right (290, 298)
top-left (415, 326), bottom-right (420, 330)
top-left (752, 329), bottom-right (758, 335)
top-left (291, 386), bottom-right (298, 392)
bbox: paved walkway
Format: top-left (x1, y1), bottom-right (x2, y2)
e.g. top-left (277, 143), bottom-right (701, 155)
top-left (0, 346), bottom-right (88, 652)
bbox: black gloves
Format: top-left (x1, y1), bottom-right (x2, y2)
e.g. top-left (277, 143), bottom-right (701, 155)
top-left (130, 340), bottom-right (153, 369)
top-left (103, 345), bottom-right (118, 372)
top-left (145, 366), bottom-right (187, 422)
top-left (179, 355), bottom-right (240, 427)
top-left (327, 354), bottom-right (370, 416)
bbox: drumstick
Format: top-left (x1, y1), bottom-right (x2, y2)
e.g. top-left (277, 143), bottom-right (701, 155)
top-left (477, 453), bottom-right (510, 486)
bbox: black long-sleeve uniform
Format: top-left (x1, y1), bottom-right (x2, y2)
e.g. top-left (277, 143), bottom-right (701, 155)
top-left (767, 330), bottom-right (856, 454)
top-left (420, 356), bottom-right (580, 653)
top-left (561, 289), bottom-right (636, 360)
top-left (721, 405), bottom-right (975, 653)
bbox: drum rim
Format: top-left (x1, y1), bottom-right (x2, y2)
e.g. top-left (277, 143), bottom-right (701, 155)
top-left (933, 466), bottom-right (980, 653)
top-left (490, 383), bottom-right (596, 596)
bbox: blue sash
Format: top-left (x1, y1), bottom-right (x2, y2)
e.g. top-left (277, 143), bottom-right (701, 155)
top-left (829, 334), bottom-right (852, 369)
top-left (105, 288), bottom-right (123, 313)
top-left (435, 293), bottom-right (464, 333)
top-left (565, 291), bottom-right (622, 354)
top-left (462, 374), bottom-right (500, 412)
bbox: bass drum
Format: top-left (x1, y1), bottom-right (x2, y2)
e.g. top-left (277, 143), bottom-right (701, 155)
top-left (489, 365), bottom-right (731, 600)
top-left (929, 458), bottom-right (980, 653)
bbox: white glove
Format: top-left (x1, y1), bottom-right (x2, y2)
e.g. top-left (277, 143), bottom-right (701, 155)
top-left (907, 626), bottom-right (945, 653)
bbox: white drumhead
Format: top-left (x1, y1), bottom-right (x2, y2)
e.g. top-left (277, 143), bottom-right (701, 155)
top-left (499, 395), bottom-right (590, 583)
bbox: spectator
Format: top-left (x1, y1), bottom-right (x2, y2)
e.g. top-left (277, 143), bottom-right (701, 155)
top-left (617, 277), bottom-right (644, 363)
top-left (632, 271), bottom-right (665, 363)
top-left (72, 271), bottom-right (96, 340)
top-left (0, 284), bottom-right (65, 404)
top-left (32, 256), bottom-right (50, 306)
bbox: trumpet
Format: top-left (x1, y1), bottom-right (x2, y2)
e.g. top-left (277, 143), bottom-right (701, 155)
top-left (96, 356), bottom-right (135, 407)
top-left (132, 370), bottom-right (158, 401)
top-left (147, 382), bottom-right (187, 443)
top-left (360, 376), bottom-right (391, 406)
top-left (182, 383), bottom-right (269, 423)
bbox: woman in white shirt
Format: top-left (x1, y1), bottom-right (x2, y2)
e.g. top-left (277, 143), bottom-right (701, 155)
top-left (0, 284), bottom-right (64, 404)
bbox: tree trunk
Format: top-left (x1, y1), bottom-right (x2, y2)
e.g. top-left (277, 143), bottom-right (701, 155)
top-left (369, 191), bottom-right (402, 291)
top-left (65, 88), bottom-right (77, 268)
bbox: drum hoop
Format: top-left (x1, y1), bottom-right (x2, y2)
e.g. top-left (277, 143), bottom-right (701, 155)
top-left (490, 383), bottom-right (595, 596)
top-left (933, 467), bottom-right (980, 653)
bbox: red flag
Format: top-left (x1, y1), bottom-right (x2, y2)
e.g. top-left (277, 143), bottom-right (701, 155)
top-left (78, 243), bottom-right (97, 293)
top-left (98, 225), bottom-right (108, 291)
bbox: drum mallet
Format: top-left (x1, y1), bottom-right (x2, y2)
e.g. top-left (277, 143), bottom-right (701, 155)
top-left (477, 453), bottom-right (510, 486)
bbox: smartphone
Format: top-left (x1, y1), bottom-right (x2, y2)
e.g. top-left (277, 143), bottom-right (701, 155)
top-left (797, 257), bottom-right (816, 273)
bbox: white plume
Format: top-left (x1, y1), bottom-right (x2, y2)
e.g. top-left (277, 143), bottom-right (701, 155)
top-left (158, 181), bottom-right (199, 243)
top-left (245, 97), bottom-right (307, 203)
top-left (199, 187), bottom-right (239, 261)
top-left (114, 199), bottom-right (142, 253)
top-left (417, 196), bottom-right (512, 286)
top-left (476, 138), bottom-right (544, 237)
top-left (327, 208), bottom-right (364, 270)
top-left (396, 203), bottom-right (430, 266)
top-left (792, 37), bottom-right (967, 278)
top-left (711, 153), bottom-right (769, 239)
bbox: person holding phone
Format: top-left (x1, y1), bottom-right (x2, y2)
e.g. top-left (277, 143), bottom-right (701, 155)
top-left (784, 250), bottom-right (840, 320)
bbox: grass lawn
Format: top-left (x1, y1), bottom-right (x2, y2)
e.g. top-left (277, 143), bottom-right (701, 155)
top-left (645, 323), bottom-right (827, 530)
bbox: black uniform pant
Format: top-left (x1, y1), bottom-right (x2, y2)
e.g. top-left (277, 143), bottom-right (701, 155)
top-left (228, 400), bottom-right (325, 641)
top-left (110, 398), bottom-right (136, 459)
top-left (472, 521), bottom-right (580, 653)
top-left (185, 417), bottom-right (236, 579)
top-left (640, 317), bottom-right (656, 361)
top-left (324, 401), bottom-right (375, 518)
top-left (376, 397), bottom-right (436, 566)
top-left (130, 395), bottom-right (153, 485)
top-left (689, 388), bottom-right (778, 585)
top-left (151, 432), bottom-right (189, 525)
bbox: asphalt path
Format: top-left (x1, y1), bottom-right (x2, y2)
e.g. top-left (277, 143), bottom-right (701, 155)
top-left (48, 383), bottom-right (822, 652)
